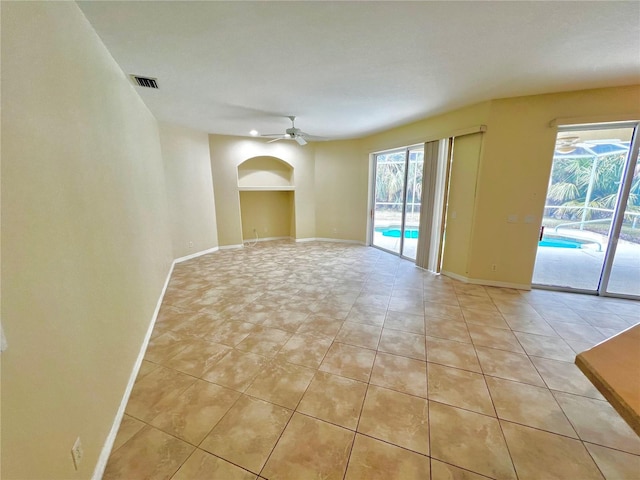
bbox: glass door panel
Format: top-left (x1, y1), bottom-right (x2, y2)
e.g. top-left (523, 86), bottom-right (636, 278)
top-left (606, 157), bottom-right (640, 296)
top-left (401, 148), bottom-right (424, 260)
top-left (533, 127), bottom-right (633, 291)
top-left (372, 150), bottom-right (406, 254)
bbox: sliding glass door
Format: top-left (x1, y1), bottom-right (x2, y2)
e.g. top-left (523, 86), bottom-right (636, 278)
top-left (371, 146), bottom-right (424, 260)
top-left (533, 123), bottom-right (639, 298)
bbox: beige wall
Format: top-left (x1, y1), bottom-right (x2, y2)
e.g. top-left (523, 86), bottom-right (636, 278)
top-left (239, 191), bottom-right (294, 240)
top-left (208, 135), bottom-right (316, 245)
top-left (1, 3), bottom-right (174, 478)
top-left (358, 87), bottom-right (640, 287)
top-left (159, 123), bottom-right (218, 258)
top-left (468, 85), bottom-right (640, 286)
top-left (314, 140), bottom-right (368, 242)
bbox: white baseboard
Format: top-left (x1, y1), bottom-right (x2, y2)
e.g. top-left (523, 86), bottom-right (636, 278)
top-left (174, 246), bottom-right (219, 264)
top-left (296, 237), bottom-right (365, 245)
top-left (92, 260), bottom-right (175, 479)
top-left (243, 236), bottom-right (291, 244)
top-left (218, 243), bottom-right (244, 250)
top-left (441, 270), bottom-right (531, 291)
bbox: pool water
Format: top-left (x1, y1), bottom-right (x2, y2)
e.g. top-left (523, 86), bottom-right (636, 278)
top-left (539, 235), bottom-right (597, 249)
top-left (380, 228), bottom-right (419, 239)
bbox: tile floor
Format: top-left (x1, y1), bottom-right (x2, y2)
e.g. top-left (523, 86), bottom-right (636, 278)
top-left (103, 241), bottom-right (640, 480)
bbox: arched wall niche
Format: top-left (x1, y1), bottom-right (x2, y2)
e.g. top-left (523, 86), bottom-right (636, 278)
top-left (237, 155), bottom-right (294, 189)
top-left (237, 155), bottom-right (296, 241)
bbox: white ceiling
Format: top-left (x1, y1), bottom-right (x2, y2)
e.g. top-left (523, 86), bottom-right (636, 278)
top-left (77, 1), bottom-right (640, 140)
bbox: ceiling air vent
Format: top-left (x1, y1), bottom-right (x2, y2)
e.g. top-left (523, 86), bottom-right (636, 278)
top-left (130, 75), bottom-right (158, 89)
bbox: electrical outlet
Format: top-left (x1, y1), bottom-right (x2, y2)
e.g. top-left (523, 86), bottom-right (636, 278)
top-left (188, 241), bottom-right (193, 249)
top-left (491, 264), bottom-right (497, 272)
top-left (71, 437), bottom-right (83, 470)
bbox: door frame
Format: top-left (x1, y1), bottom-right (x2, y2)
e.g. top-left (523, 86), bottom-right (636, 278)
top-left (533, 121), bottom-right (640, 299)
top-left (369, 145), bottom-right (423, 260)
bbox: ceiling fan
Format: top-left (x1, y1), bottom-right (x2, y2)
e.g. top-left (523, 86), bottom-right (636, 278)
top-left (261, 116), bottom-right (312, 146)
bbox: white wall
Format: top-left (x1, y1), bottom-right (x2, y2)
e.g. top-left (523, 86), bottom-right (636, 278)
top-left (1, 3), bottom-right (174, 478)
top-left (159, 123), bottom-right (219, 258)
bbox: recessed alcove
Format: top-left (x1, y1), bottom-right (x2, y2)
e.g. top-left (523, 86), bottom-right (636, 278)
top-left (237, 156), bottom-right (296, 240)
top-left (237, 155), bottom-right (294, 190)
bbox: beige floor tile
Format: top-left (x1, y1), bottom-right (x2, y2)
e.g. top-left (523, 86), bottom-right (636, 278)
top-left (354, 293), bottom-right (390, 310)
top-left (150, 379), bottom-right (240, 445)
top-left (335, 321), bottom-right (383, 349)
top-left (245, 358), bottom-right (315, 409)
top-left (485, 376), bottom-right (577, 437)
top-left (204, 320), bottom-right (256, 347)
top-left (200, 395), bottom-right (292, 473)
top-left (462, 307), bottom-right (510, 330)
top-left (296, 314), bottom-right (344, 338)
top-left (529, 356), bottom-right (605, 400)
top-left (235, 327), bottom-right (292, 358)
top-left (553, 391), bottom-right (640, 455)
top-left (297, 371), bottom-right (367, 430)
top-left (103, 426), bottom-right (194, 480)
top-left (502, 315), bottom-right (558, 336)
top-left (125, 366), bottom-right (197, 422)
top-left (136, 359), bottom-right (160, 380)
top-left (584, 442), bottom-right (640, 480)
top-left (262, 413), bottom-right (354, 480)
top-left (428, 363), bottom-right (495, 416)
top-left (111, 415), bottom-right (145, 452)
top-left (344, 434), bottom-right (430, 480)
top-left (345, 305), bottom-right (387, 327)
top-left (425, 316), bottom-right (472, 343)
top-left (468, 324), bottom-right (525, 354)
top-left (201, 349), bottom-right (267, 392)
top-left (319, 342), bottom-right (376, 382)
top-left (173, 449), bottom-right (257, 480)
top-left (370, 352), bottom-right (428, 398)
top-left (262, 310), bottom-right (309, 332)
top-left (388, 296), bottom-right (425, 316)
top-left (358, 385), bottom-right (429, 455)
top-left (425, 336), bottom-right (481, 373)
top-left (170, 312), bottom-right (227, 338)
top-left (378, 328), bottom-right (426, 360)
top-left (424, 291), bottom-right (460, 308)
top-left (384, 310), bottom-right (426, 334)
top-left (501, 421), bottom-right (604, 480)
top-left (424, 301), bottom-right (465, 321)
top-left (430, 459), bottom-right (490, 479)
top-left (457, 295), bottom-right (498, 311)
top-left (475, 346), bottom-right (545, 387)
top-left (429, 402), bottom-right (516, 480)
top-left (109, 243), bottom-right (638, 480)
top-left (513, 331), bottom-right (575, 362)
top-left (144, 330), bottom-right (192, 363)
top-left (276, 332), bottom-right (333, 368)
top-left (163, 340), bottom-right (231, 377)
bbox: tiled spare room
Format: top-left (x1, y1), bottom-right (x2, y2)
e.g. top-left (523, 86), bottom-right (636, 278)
top-left (103, 241), bottom-right (640, 479)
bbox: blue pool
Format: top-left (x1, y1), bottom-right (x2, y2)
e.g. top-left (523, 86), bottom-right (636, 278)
top-left (539, 235), bottom-right (599, 250)
top-left (377, 227), bottom-right (419, 239)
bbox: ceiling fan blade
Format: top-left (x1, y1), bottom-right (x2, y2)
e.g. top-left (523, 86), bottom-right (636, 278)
top-left (295, 136), bottom-right (307, 146)
top-left (267, 137), bottom-right (282, 143)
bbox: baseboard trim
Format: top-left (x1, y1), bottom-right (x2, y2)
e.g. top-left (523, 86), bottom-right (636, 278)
top-left (92, 261), bottom-right (175, 480)
top-left (441, 270), bottom-right (531, 291)
top-left (243, 236), bottom-right (291, 244)
top-left (295, 237), bottom-right (365, 245)
top-left (174, 246), bottom-right (219, 264)
top-left (218, 243), bottom-right (244, 250)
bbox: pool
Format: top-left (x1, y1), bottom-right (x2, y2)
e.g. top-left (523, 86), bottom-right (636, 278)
top-left (376, 227), bottom-right (419, 239)
top-left (539, 234), bottom-right (601, 250)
